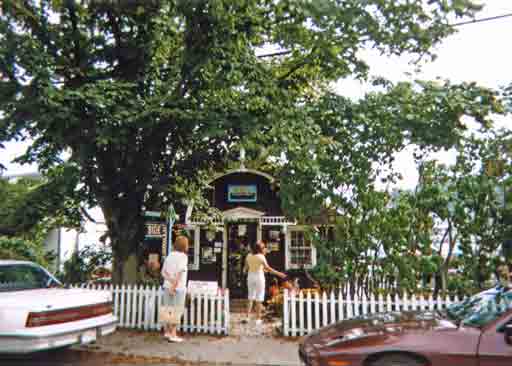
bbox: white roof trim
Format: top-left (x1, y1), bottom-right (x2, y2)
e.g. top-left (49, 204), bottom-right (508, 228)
top-left (207, 168), bottom-right (275, 185)
top-left (222, 207), bottom-right (265, 219)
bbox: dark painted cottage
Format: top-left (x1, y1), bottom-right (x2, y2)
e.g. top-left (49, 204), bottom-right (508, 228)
top-left (182, 163), bottom-right (336, 297)
top-left (142, 161), bottom-right (334, 298)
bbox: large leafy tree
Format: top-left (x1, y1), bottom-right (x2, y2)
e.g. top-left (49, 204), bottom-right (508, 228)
top-left (0, 172), bottom-right (80, 266)
top-left (423, 130), bottom-right (512, 291)
top-left (0, 0), bottom-right (487, 283)
top-left (266, 80), bottom-right (503, 295)
top-left (0, 167), bottom-right (81, 236)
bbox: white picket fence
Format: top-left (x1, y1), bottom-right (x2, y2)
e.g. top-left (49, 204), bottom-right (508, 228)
top-left (73, 284), bottom-right (230, 335)
top-left (283, 289), bottom-right (464, 337)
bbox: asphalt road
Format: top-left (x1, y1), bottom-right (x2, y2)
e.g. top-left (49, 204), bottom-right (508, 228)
top-left (0, 348), bottom-right (183, 366)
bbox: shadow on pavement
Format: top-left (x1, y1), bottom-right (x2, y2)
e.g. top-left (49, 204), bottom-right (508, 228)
top-left (0, 348), bottom-right (114, 366)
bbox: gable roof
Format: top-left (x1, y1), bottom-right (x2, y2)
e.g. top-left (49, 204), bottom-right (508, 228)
top-left (207, 167), bottom-right (275, 186)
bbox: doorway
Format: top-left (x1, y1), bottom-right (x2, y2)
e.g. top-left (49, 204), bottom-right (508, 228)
top-left (226, 222), bottom-right (258, 298)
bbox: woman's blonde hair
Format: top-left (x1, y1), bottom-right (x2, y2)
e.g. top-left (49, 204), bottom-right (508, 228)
top-left (174, 235), bottom-right (189, 253)
top-left (250, 241), bottom-right (265, 255)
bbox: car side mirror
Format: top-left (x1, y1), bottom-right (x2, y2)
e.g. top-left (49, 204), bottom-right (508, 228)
top-left (505, 324), bottom-right (512, 345)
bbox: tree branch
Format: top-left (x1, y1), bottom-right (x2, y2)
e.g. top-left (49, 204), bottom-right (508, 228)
top-left (67, 2), bottom-right (82, 70)
top-left (257, 50), bottom-right (292, 58)
top-left (80, 207), bottom-right (97, 223)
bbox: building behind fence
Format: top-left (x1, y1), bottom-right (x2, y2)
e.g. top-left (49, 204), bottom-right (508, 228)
top-left (283, 289), bottom-right (464, 337)
top-left (74, 284), bottom-right (230, 335)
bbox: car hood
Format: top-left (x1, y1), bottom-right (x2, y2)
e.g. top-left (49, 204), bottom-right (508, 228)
top-left (305, 311), bottom-right (457, 348)
top-left (0, 288), bottom-right (112, 312)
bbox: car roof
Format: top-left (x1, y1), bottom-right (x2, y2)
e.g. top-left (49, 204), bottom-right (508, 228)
top-left (0, 260), bottom-right (36, 266)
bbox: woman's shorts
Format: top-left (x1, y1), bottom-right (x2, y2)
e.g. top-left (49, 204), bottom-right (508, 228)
top-left (159, 288), bottom-right (186, 326)
top-left (247, 272), bottom-right (265, 302)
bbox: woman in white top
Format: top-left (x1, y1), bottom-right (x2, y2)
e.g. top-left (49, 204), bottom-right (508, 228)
top-left (160, 236), bottom-right (189, 343)
top-left (244, 241), bottom-right (286, 324)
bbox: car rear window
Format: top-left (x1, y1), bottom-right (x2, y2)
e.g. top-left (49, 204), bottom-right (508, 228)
top-left (0, 264), bottom-right (55, 292)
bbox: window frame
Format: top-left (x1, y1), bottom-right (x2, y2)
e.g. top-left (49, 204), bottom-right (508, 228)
top-left (183, 225), bottom-right (200, 271)
top-left (285, 226), bottom-right (317, 270)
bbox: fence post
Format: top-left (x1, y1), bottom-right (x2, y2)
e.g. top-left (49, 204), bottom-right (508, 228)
top-left (370, 293), bottom-right (376, 314)
top-left (377, 293), bottom-right (384, 313)
top-left (419, 293), bottom-right (425, 311)
top-left (362, 294), bottom-right (368, 316)
top-left (113, 284), bottom-right (119, 322)
top-left (224, 289), bottom-right (230, 335)
top-left (306, 291), bottom-right (312, 334)
top-left (346, 292), bottom-right (353, 319)
top-left (330, 292), bottom-right (336, 325)
top-left (428, 293), bottom-right (435, 311)
top-left (151, 286), bottom-right (158, 330)
top-left (209, 293), bottom-right (215, 334)
top-left (321, 292), bottom-right (328, 327)
top-left (445, 294), bottom-right (452, 309)
top-left (143, 285), bottom-right (149, 330)
top-left (299, 291), bottom-right (304, 336)
top-left (338, 289), bottom-right (344, 322)
top-left (127, 284), bottom-right (132, 329)
top-left (130, 284), bottom-right (137, 328)
top-left (402, 292), bottom-right (408, 312)
top-left (353, 294), bottom-right (360, 317)
top-left (216, 291), bottom-right (222, 335)
top-left (283, 289), bottom-right (289, 337)
top-left (156, 286), bottom-right (163, 331)
top-left (394, 293), bottom-right (401, 313)
top-left (197, 293), bottom-right (202, 333)
top-left (411, 293), bottom-right (418, 312)
top-left (291, 290), bottom-right (297, 337)
top-left (119, 284), bottom-right (126, 327)
top-left (203, 293), bottom-right (208, 334)
top-left (314, 291), bottom-right (320, 330)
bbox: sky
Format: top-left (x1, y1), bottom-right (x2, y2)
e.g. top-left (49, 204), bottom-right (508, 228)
top-left (1, 0), bottom-right (511, 187)
top-left (335, 0), bottom-right (512, 189)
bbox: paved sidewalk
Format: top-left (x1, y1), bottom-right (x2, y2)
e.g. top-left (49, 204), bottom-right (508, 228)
top-left (81, 326), bottom-right (302, 366)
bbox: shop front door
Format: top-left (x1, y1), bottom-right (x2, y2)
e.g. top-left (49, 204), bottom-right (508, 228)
top-left (227, 222), bottom-right (258, 298)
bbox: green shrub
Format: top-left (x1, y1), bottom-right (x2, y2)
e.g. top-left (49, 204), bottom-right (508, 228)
top-left (56, 245), bottom-right (112, 284)
top-left (0, 235), bottom-right (55, 267)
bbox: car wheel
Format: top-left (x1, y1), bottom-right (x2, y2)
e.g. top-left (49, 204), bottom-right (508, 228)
top-left (367, 353), bottom-right (428, 366)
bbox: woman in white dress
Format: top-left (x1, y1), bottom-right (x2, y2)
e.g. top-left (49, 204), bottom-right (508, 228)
top-left (160, 236), bottom-right (189, 343)
top-left (244, 241), bottom-right (286, 324)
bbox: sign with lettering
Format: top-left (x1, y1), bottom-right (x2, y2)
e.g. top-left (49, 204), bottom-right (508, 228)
top-left (187, 280), bottom-right (219, 295)
top-left (228, 184), bottom-right (257, 202)
top-left (145, 222), bottom-right (166, 238)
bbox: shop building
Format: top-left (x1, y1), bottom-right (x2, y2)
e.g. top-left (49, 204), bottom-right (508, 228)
top-left (142, 163), bottom-right (334, 298)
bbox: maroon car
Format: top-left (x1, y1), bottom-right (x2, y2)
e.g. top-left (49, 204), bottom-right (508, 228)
top-left (299, 287), bottom-right (512, 366)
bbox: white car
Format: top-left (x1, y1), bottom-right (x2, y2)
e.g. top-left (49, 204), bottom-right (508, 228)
top-left (0, 260), bottom-right (117, 354)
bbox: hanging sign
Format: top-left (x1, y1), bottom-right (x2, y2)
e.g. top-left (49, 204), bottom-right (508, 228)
top-left (228, 184), bottom-right (257, 202)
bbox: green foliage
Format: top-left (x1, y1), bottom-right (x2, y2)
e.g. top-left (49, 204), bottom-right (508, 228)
top-left (0, 175), bottom-right (78, 270)
top-left (0, 236), bottom-right (55, 267)
top-left (0, 167), bottom-right (81, 237)
top-left (0, 0), bottom-right (485, 282)
top-left (308, 128), bottom-right (511, 295)
top-left (56, 245), bottom-right (112, 285)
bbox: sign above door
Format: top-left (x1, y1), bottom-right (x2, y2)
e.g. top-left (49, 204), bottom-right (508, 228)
top-left (227, 184), bottom-right (257, 202)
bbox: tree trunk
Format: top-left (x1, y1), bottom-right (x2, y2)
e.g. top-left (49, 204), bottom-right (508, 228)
top-left (101, 194), bottom-right (146, 285)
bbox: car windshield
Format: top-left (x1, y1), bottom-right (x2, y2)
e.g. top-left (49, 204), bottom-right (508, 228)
top-left (0, 264), bottom-right (61, 292)
top-left (446, 287), bottom-right (512, 328)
